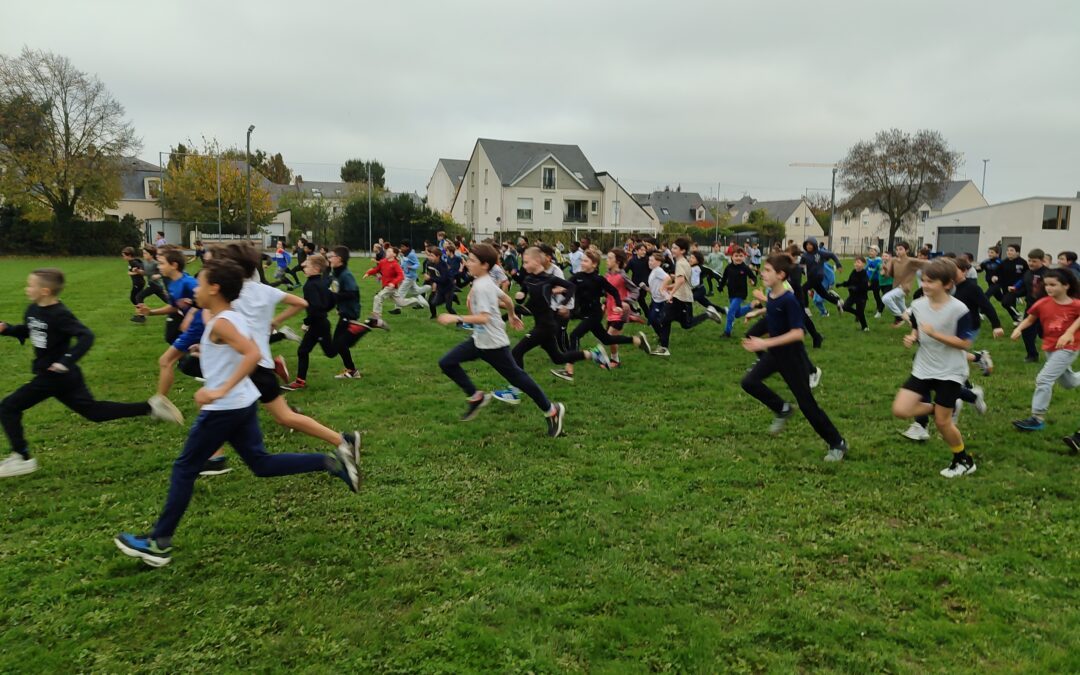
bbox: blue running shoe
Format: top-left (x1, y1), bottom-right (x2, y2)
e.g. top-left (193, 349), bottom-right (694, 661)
top-left (492, 388), bottom-right (520, 405)
top-left (114, 532), bottom-right (172, 567)
top-left (1012, 416), bottom-right (1045, 432)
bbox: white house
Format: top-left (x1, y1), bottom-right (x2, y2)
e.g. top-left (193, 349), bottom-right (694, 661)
top-left (923, 194), bottom-right (1079, 257)
top-left (636, 190), bottom-right (714, 225)
top-left (426, 158), bottom-right (468, 215)
top-left (723, 197), bottom-right (825, 243)
top-left (832, 180), bottom-right (988, 254)
top-left (448, 138), bottom-right (657, 239)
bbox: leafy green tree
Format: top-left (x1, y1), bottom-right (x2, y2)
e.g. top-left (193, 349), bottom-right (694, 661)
top-left (0, 47), bottom-right (138, 224)
top-left (340, 158), bottom-right (385, 187)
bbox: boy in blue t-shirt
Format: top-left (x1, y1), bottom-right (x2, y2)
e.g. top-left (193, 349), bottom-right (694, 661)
top-left (740, 253), bottom-right (849, 462)
top-left (137, 248), bottom-right (198, 344)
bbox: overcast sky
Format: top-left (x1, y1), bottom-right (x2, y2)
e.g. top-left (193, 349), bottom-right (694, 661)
top-left (4, 0), bottom-right (1078, 203)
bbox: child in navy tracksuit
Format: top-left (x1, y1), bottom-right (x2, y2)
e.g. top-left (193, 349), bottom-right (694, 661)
top-left (836, 256), bottom-right (870, 330)
top-left (114, 258), bottom-right (360, 567)
top-left (283, 253), bottom-right (338, 389)
top-left (740, 254), bottom-right (848, 462)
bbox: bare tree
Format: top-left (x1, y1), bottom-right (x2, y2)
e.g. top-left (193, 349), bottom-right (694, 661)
top-left (837, 128), bottom-right (959, 250)
top-left (0, 48), bottom-right (139, 223)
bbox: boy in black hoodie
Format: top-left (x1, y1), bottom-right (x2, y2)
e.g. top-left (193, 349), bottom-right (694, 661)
top-left (800, 237), bottom-right (845, 311)
top-left (424, 245), bottom-right (457, 318)
top-left (0, 268), bottom-right (183, 478)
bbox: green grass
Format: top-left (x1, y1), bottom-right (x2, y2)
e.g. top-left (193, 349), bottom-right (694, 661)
top-left (0, 256), bottom-right (1076, 673)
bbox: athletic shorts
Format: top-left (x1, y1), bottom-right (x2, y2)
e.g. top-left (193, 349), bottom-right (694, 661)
top-left (902, 376), bottom-right (962, 409)
top-left (608, 320), bottom-right (626, 330)
top-left (250, 366), bottom-right (282, 404)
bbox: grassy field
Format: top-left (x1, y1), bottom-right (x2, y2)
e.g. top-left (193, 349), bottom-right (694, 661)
top-left (0, 256), bottom-right (1076, 672)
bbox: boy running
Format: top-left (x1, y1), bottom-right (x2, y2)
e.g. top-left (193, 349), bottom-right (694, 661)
top-left (114, 258), bottom-right (360, 567)
top-left (891, 258), bottom-right (978, 477)
top-left (740, 254), bottom-right (848, 462)
top-left (437, 244), bottom-right (565, 436)
top-left (0, 268), bottom-right (182, 478)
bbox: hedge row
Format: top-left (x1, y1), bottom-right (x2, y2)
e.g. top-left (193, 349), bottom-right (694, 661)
top-left (0, 218), bottom-right (143, 256)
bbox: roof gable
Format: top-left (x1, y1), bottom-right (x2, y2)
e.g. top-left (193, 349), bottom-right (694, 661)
top-left (477, 138), bottom-right (601, 190)
top-left (438, 158), bottom-right (469, 188)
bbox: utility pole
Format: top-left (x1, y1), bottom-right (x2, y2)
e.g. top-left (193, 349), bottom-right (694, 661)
top-left (245, 125), bottom-right (255, 239)
top-left (367, 161), bottom-right (373, 253)
top-left (790, 162), bottom-right (838, 244)
top-left (981, 159), bottom-right (989, 197)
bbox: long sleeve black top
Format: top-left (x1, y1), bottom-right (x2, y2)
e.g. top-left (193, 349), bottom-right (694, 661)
top-left (953, 278), bottom-right (1001, 331)
top-left (520, 272), bottom-right (576, 329)
top-left (568, 271), bottom-right (621, 317)
top-left (836, 268), bottom-right (869, 300)
top-left (1, 302), bottom-right (95, 374)
top-left (719, 262), bottom-right (757, 299)
top-left (302, 274), bottom-right (334, 324)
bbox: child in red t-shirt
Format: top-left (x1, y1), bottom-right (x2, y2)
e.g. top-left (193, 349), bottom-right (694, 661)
top-left (1011, 269), bottom-right (1080, 431)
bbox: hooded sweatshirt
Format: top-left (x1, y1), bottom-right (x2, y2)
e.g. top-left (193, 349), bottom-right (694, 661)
top-left (800, 237), bottom-right (841, 282)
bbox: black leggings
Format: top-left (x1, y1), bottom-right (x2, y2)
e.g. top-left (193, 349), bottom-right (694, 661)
top-left (135, 284), bottom-right (167, 306)
top-left (297, 318), bottom-right (336, 379)
top-left (657, 299), bottom-right (708, 348)
top-left (692, 285), bottom-right (722, 311)
top-left (129, 282), bottom-right (145, 306)
top-left (0, 368), bottom-right (149, 455)
top-left (807, 278), bottom-right (842, 306)
top-left (512, 325), bottom-right (585, 368)
top-left (429, 285), bottom-right (456, 318)
top-left (870, 279), bottom-right (884, 313)
top-left (568, 314), bottom-right (635, 351)
top-left (740, 346), bottom-right (842, 447)
top-left (331, 317), bottom-right (373, 371)
top-left (439, 340), bottom-right (551, 412)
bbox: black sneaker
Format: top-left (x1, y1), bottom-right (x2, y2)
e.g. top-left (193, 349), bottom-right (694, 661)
top-left (199, 456), bottom-right (232, 476)
top-left (1062, 433), bottom-right (1080, 455)
top-left (546, 402), bottom-right (566, 438)
top-left (461, 393), bottom-right (492, 421)
top-left (130, 314), bottom-right (146, 324)
top-left (389, 308), bottom-right (402, 315)
top-left (1024, 355), bottom-right (1039, 363)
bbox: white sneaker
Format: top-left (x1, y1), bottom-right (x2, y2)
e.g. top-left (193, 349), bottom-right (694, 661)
top-left (0, 452), bottom-right (38, 478)
top-left (280, 326), bottom-right (302, 343)
top-left (940, 456), bottom-right (976, 478)
top-left (874, 311), bottom-right (882, 319)
top-left (651, 347), bottom-right (671, 357)
top-left (809, 367), bottom-right (822, 389)
top-left (705, 305), bottom-right (724, 324)
top-left (900, 422), bottom-right (930, 441)
top-left (148, 395), bottom-right (184, 424)
top-left (971, 386), bottom-right (987, 415)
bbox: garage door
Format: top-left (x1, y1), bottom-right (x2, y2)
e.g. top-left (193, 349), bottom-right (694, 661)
top-left (937, 226), bottom-right (981, 256)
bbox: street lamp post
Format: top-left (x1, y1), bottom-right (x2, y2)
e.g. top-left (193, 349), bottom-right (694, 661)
top-left (245, 124), bottom-right (255, 240)
top-left (311, 188), bottom-right (323, 245)
top-left (367, 161), bottom-right (373, 253)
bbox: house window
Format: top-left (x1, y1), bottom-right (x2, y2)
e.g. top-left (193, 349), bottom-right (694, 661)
top-left (565, 200), bottom-right (587, 223)
top-left (484, 169), bottom-right (488, 185)
top-left (920, 210), bottom-right (930, 222)
top-left (1043, 204), bottom-right (1071, 230)
top-left (590, 200), bottom-right (598, 215)
top-left (145, 178), bottom-right (161, 200)
top-left (471, 200), bottom-right (475, 223)
top-left (464, 201), bottom-right (469, 215)
top-left (542, 166), bottom-right (556, 191)
top-left (517, 197), bottom-right (533, 223)
top-left (795, 217), bottom-right (799, 225)
top-left (543, 199), bottom-right (552, 213)
top-left (471, 171), bottom-right (475, 187)
top-left (484, 198), bottom-right (488, 214)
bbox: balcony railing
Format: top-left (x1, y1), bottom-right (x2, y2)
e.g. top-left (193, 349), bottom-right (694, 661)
top-left (563, 215), bottom-right (588, 224)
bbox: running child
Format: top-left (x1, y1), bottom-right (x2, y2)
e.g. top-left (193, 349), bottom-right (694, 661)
top-left (559, 249), bottom-right (651, 379)
top-left (0, 268), bottom-right (182, 478)
top-left (437, 244), bottom-right (566, 436)
top-left (425, 245), bottom-right (457, 318)
top-left (1010, 269), bottom-right (1080, 432)
top-left (890, 258), bottom-right (977, 478)
top-left (881, 242), bottom-right (929, 326)
top-left (718, 246), bottom-right (758, 337)
top-left (123, 246), bottom-right (145, 315)
top-left (136, 247), bottom-right (198, 344)
top-left (282, 254), bottom-right (336, 390)
top-left (604, 248), bottom-right (650, 366)
top-left (131, 244), bottom-right (167, 323)
top-left (688, 251), bottom-right (726, 316)
top-left (739, 254), bottom-right (848, 462)
top-left (835, 256), bottom-right (870, 331)
top-left (329, 245), bottom-right (384, 379)
top-left (114, 258), bottom-right (360, 567)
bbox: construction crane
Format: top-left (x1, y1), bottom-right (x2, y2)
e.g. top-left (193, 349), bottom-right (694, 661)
top-left (790, 162), bottom-right (838, 241)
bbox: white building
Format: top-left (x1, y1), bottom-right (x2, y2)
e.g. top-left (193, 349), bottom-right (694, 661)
top-left (923, 194), bottom-right (1079, 257)
top-left (426, 159), bottom-right (468, 215)
top-left (447, 138), bottom-right (657, 239)
top-left (724, 196), bottom-right (825, 243)
top-left (832, 180), bottom-right (987, 254)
